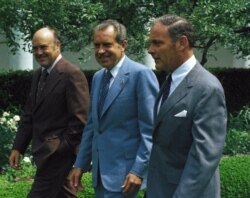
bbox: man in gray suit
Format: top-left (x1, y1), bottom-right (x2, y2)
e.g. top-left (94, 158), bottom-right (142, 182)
top-left (146, 15), bottom-right (227, 198)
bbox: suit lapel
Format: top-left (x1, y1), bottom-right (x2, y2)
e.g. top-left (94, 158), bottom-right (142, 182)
top-left (154, 64), bottom-right (200, 129)
top-left (92, 70), bottom-right (104, 120)
top-left (34, 61), bottom-right (62, 112)
top-left (31, 69), bottom-right (41, 107)
top-left (153, 76), bottom-right (169, 119)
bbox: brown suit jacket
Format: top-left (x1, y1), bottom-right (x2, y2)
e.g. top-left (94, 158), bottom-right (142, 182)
top-left (13, 58), bottom-right (89, 169)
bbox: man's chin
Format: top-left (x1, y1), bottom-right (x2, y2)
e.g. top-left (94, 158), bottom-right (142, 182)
top-left (39, 62), bottom-right (50, 68)
top-left (155, 64), bottom-right (163, 71)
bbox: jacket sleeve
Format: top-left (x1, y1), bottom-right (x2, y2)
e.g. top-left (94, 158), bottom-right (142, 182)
top-left (12, 92), bottom-right (33, 154)
top-left (130, 69), bottom-right (159, 178)
top-left (173, 83), bottom-right (227, 197)
top-left (63, 69), bottom-right (89, 151)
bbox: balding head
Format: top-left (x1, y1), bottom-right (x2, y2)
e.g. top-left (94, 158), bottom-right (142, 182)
top-left (32, 27), bottom-right (61, 68)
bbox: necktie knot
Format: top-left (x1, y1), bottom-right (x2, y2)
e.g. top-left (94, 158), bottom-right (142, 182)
top-left (103, 70), bottom-right (112, 84)
top-left (41, 69), bottom-right (49, 80)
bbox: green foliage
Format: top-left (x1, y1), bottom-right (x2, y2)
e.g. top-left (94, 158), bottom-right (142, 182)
top-left (0, 69), bottom-right (97, 110)
top-left (0, 0), bottom-right (103, 54)
top-left (1, 68), bottom-right (250, 113)
top-left (0, 180), bottom-right (31, 197)
top-left (0, 0), bottom-right (249, 64)
top-left (220, 155), bottom-right (250, 198)
top-left (224, 129), bottom-right (250, 155)
top-left (0, 70), bottom-right (32, 109)
top-left (224, 104), bottom-right (250, 155)
top-left (228, 105), bottom-right (250, 131)
top-left (0, 169), bottom-right (144, 197)
top-left (186, 0), bottom-right (250, 64)
top-left (1, 155), bottom-right (249, 197)
top-left (1, 156), bottom-right (35, 182)
top-left (0, 111), bottom-right (20, 168)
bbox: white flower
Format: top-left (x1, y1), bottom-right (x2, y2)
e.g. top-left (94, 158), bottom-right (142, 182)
top-left (0, 117), bottom-right (7, 124)
top-left (3, 112), bottom-right (10, 117)
top-left (23, 157), bottom-right (31, 163)
top-left (13, 115), bottom-right (20, 122)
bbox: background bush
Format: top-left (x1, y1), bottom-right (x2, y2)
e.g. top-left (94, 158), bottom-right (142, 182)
top-left (1, 68), bottom-right (250, 113)
top-left (220, 155), bottom-right (250, 198)
top-left (224, 104), bottom-right (250, 156)
top-left (223, 129), bottom-right (250, 155)
top-left (0, 111), bottom-right (20, 168)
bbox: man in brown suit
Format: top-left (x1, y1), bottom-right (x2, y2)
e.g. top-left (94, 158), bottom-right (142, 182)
top-left (9, 27), bottom-right (89, 198)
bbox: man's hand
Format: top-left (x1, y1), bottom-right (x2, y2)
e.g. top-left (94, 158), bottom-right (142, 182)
top-left (121, 173), bottom-right (142, 196)
top-left (68, 167), bottom-right (84, 192)
top-left (9, 149), bottom-right (21, 169)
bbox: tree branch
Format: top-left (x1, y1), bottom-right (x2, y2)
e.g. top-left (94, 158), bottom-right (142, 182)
top-left (199, 36), bottom-right (218, 65)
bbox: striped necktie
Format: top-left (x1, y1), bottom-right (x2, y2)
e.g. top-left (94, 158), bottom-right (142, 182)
top-left (98, 70), bottom-right (112, 117)
top-left (161, 74), bottom-right (172, 106)
top-left (36, 69), bottom-right (48, 103)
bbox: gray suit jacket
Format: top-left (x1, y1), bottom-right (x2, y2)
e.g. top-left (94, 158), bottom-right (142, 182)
top-left (147, 62), bottom-right (227, 198)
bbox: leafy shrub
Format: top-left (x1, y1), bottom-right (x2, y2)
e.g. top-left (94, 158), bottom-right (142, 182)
top-left (228, 104), bottom-right (250, 131)
top-left (0, 111), bottom-right (20, 168)
top-left (220, 155), bottom-right (250, 198)
top-left (223, 129), bottom-right (250, 155)
top-left (0, 180), bottom-right (31, 197)
top-left (224, 104), bottom-right (250, 155)
top-left (1, 69), bottom-right (250, 113)
top-left (0, 70), bottom-right (33, 110)
top-left (2, 156), bottom-right (35, 182)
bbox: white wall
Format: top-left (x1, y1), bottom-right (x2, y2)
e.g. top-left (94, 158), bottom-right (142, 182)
top-left (194, 48), bottom-right (250, 69)
top-left (1, 33), bottom-right (249, 70)
top-left (0, 33), bottom-right (33, 70)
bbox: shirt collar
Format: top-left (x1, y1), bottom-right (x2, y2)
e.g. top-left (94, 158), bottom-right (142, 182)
top-left (107, 55), bottom-right (125, 78)
top-left (171, 55), bottom-right (196, 83)
top-left (43, 54), bottom-right (62, 74)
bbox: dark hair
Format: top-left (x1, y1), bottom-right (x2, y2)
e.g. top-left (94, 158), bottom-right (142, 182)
top-left (94, 19), bottom-right (127, 44)
top-left (153, 15), bottom-right (194, 47)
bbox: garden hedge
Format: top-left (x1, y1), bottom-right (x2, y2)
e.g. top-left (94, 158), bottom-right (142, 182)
top-left (220, 155), bottom-right (250, 198)
top-left (0, 68), bottom-right (250, 113)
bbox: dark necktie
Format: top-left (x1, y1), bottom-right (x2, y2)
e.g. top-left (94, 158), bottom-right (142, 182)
top-left (98, 70), bottom-right (112, 117)
top-left (161, 74), bottom-right (172, 106)
top-left (36, 69), bottom-right (48, 103)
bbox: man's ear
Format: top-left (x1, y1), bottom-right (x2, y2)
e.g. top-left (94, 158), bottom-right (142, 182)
top-left (120, 39), bottom-right (128, 51)
top-left (178, 36), bottom-right (188, 50)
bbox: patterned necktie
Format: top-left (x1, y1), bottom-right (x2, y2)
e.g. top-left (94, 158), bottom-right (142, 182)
top-left (36, 69), bottom-right (48, 103)
top-left (98, 70), bottom-right (112, 117)
top-left (161, 74), bottom-right (172, 106)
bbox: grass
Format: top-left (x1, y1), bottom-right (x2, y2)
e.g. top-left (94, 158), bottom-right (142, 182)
top-left (0, 172), bottom-right (144, 198)
top-left (1, 156), bottom-right (249, 198)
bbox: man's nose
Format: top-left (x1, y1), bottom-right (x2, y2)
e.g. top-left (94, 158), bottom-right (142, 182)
top-left (97, 46), bottom-right (105, 54)
top-left (148, 45), bottom-right (154, 54)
